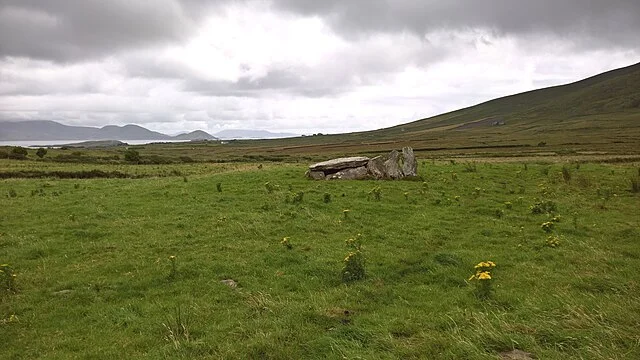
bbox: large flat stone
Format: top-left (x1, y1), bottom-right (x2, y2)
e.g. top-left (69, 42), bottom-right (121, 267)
top-left (309, 156), bottom-right (370, 172)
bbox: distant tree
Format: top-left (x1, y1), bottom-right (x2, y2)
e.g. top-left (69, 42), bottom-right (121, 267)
top-left (124, 148), bottom-right (140, 163)
top-left (36, 148), bottom-right (48, 158)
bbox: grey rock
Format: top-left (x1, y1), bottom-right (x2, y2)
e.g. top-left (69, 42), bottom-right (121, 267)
top-left (327, 166), bottom-right (369, 180)
top-left (221, 279), bottom-right (238, 288)
top-left (309, 156), bottom-right (370, 172)
top-left (367, 155), bottom-right (388, 179)
top-left (401, 147), bottom-right (417, 177)
top-left (305, 170), bottom-right (326, 180)
top-left (383, 150), bottom-right (403, 179)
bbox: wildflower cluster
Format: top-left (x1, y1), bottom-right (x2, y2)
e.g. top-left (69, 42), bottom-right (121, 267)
top-left (545, 235), bottom-right (561, 248)
top-left (541, 221), bottom-right (554, 233)
top-left (281, 237), bottom-right (293, 250)
top-left (468, 261), bottom-right (496, 299)
top-left (342, 234), bottom-right (365, 282)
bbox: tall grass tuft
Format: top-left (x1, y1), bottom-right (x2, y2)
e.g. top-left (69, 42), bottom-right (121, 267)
top-left (562, 166), bottom-right (571, 183)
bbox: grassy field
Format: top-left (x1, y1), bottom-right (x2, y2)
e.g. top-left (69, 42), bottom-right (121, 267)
top-left (1, 157), bottom-right (639, 359)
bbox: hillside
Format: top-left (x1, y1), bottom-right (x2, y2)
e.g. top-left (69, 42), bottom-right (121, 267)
top-left (198, 62), bottom-right (640, 159)
top-left (371, 61), bottom-right (640, 138)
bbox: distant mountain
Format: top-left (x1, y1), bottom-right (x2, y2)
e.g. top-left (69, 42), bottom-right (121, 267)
top-left (173, 130), bottom-right (218, 141)
top-left (214, 129), bottom-right (298, 140)
top-left (0, 120), bottom-right (217, 141)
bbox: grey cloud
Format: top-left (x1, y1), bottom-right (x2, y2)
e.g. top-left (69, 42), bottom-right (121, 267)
top-left (0, 0), bottom-right (216, 62)
top-left (273, 0), bottom-right (640, 47)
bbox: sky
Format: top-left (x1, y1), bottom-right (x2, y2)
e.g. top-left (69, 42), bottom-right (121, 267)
top-left (0, 0), bottom-right (639, 135)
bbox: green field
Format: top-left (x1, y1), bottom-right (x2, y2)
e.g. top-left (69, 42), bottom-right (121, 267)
top-left (1, 157), bottom-right (639, 359)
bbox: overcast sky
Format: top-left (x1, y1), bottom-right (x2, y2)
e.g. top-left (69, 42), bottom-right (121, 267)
top-left (1, 0), bottom-right (639, 135)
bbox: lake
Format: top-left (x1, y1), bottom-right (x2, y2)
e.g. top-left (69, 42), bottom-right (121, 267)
top-left (0, 140), bottom-right (191, 147)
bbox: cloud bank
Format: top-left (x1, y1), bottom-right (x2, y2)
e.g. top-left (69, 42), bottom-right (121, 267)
top-left (0, 0), bottom-right (638, 134)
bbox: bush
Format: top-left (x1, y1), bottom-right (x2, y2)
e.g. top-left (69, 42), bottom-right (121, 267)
top-left (36, 148), bottom-right (48, 158)
top-left (123, 149), bottom-right (140, 163)
top-left (530, 200), bottom-right (557, 214)
top-left (8, 147), bottom-right (28, 160)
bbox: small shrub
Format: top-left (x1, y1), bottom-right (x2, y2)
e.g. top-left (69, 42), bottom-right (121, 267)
top-left (504, 201), bottom-right (513, 209)
top-left (369, 186), bottom-right (382, 201)
top-left (323, 193), bottom-right (331, 203)
top-left (342, 234), bottom-right (365, 282)
top-left (494, 209), bottom-right (504, 218)
top-left (216, 182), bottom-right (222, 192)
top-left (287, 191), bottom-right (304, 204)
top-left (8, 147), bottom-right (28, 160)
top-left (0, 150), bottom-right (8, 159)
top-left (123, 148), bottom-right (140, 163)
top-left (7, 189), bottom-right (17, 198)
top-left (36, 148), bottom-right (48, 158)
top-left (530, 200), bottom-right (557, 214)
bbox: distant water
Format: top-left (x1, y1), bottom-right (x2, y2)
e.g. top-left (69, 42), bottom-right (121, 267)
top-left (0, 139), bottom-right (191, 147)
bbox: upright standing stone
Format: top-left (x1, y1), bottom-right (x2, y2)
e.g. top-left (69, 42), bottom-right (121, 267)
top-left (401, 147), bottom-right (417, 177)
top-left (383, 150), bottom-right (403, 179)
top-left (366, 155), bottom-right (387, 179)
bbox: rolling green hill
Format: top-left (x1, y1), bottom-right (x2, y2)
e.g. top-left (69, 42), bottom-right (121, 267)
top-left (375, 61), bottom-right (640, 136)
top-left (210, 61), bottom-right (640, 159)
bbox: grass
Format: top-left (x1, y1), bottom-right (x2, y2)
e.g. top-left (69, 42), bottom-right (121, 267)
top-left (1, 159), bottom-right (639, 359)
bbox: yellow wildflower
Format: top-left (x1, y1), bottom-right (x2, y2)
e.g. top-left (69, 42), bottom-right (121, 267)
top-left (477, 272), bottom-right (492, 280)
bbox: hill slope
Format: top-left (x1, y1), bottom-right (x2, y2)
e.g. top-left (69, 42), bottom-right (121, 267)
top-left (189, 62), bottom-right (640, 158)
top-left (374, 61), bottom-right (640, 137)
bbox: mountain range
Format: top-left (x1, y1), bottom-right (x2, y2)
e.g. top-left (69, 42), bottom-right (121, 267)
top-left (0, 121), bottom-right (218, 141)
top-left (0, 120), bottom-right (303, 142)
